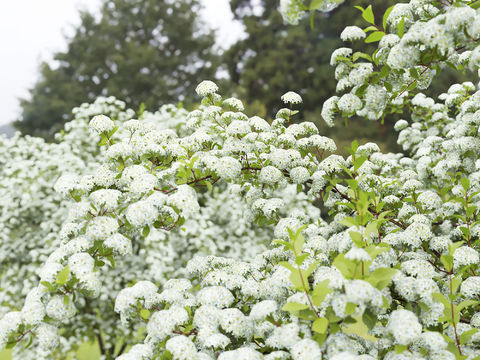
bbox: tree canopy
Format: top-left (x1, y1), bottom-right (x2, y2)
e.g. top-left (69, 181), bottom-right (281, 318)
top-left (16, 0), bottom-right (217, 138)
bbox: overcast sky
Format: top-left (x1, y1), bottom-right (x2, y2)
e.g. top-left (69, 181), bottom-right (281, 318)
top-left (0, 0), bottom-right (244, 126)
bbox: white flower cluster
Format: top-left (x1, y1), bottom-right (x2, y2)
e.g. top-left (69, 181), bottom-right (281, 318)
top-left (279, 0), bottom-right (345, 24)
top-left (323, 0), bottom-right (480, 125)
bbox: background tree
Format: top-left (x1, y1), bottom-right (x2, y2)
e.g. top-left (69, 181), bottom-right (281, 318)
top-left (15, 0), bottom-right (218, 138)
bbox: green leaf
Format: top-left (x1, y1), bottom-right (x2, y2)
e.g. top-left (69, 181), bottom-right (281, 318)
top-left (451, 276), bottom-right (462, 294)
top-left (341, 216), bottom-right (358, 228)
top-left (461, 178), bottom-right (470, 192)
top-left (352, 52), bottom-right (372, 62)
top-left (345, 302), bottom-right (356, 315)
top-left (364, 25), bottom-right (377, 33)
top-left (282, 302), bottom-right (309, 312)
top-left (366, 267), bottom-right (397, 290)
top-left (140, 308), bottom-right (150, 320)
top-left (142, 225), bottom-right (150, 238)
top-left (349, 231), bottom-right (365, 248)
top-left (279, 261), bottom-right (295, 272)
top-left (362, 5), bottom-right (375, 25)
top-left (41, 281), bottom-right (56, 292)
top-left (470, 0), bottom-right (480, 9)
top-left (56, 266), bottom-right (70, 286)
top-left (458, 299), bottom-right (480, 312)
top-left (398, 17), bottom-right (405, 37)
top-left (106, 255), bottom-right (116, 269)
top-left (406, 81), bottom-right (417, 91)
top-left (332, 254), bottom-right (355, 279)
top-left (206, 180), bottom-right (213, 192)
top-left (460, 328), bottom-right (478, 344)
top-left (440, 255), bottom-right (454, 272)
top-left (362, 308), bottom-right (378, 330)
top-left (383, 5), bottom-right (395, 30)
top-left (312, 317), bottom-right (329, 334)
top-left (309, 0), bottom-right (323, 10)
top-left (295, 254), bottom-right (309, 265)
top-left (312, 279), bottom-right (331, 306)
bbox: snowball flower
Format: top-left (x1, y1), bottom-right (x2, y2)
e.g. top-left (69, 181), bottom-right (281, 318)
top-left (167, 184), bottom-right (200, 217)
top-left (340, 26), bottom-right (366, 41)
top-left (281, 91), bottom-right (302, 104)
top-left (387, 309), bottom-right (422, 345)
top-left (165, 335), bottom-right (197, 360)
top-left (36, 323), bottom-right (59, 351)
top-left (337, 93), bottom-right (362, 113)
top-left (290, 166), bottom-right (310, 184)
top-left (216, 157), bottom-right (242, 180)
top-left (54, 173), bottom-right (78, 196)
top-left (291, 338), bottom-right (322, 359)
top-left (104, 233), bottom-right (132, 255)
top-left (453, 246), bottom-right (479, 268)
top-left (46, 295), bottom-right (76, 321)
top-left (198, 286), bottom-right (234, 308)
top-left (195, 80), bottom-right (218, 97)
top-left (89, 114), bottom-right (115, 133)
top-left (249, 300), bottom-right (277, 320)
top-left (125, 200), bottom-right (159, 227)
top-left (259, 166), bottom-right (283, 185)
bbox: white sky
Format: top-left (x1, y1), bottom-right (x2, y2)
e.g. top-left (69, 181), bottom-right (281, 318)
top-left (0, 0), bottom-right (244, 126)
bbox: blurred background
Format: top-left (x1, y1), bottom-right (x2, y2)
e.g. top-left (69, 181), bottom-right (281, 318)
top-left (0, 0), bottom-right (468, 152)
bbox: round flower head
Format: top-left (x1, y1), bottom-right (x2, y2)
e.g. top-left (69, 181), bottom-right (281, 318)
top-left (281, 91), bottom-right (302, 104)
top-left (89, 114), bottom-right (115, 133)
top-left (340, 26), bottom-right (366, 41)
top-left (196, 80), bottom-right (219, 97)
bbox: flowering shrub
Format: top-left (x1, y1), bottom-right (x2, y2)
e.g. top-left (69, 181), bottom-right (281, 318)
top-left (1, 97), bottom-right (315, 359)
top-left (2, 1), bottom-right (480, 359)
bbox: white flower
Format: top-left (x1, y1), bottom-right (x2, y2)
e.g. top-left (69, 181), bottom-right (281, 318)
top-left (291, 338), bottom-right (322, 360)
top-left (165, 335), bottom-right (197, 360)
top-left (259, 166), bottom-right (283, 185)
top-left (345, 247), bottom-right (371, 262)
top-left (54, 173), bottom-right (78, 196)
top-left (36, 323), bottom-right (59, 351)
top-left (249, 300), bottom-right (278, 320)
top-left (125, 200), bottom-right (159, 227)
top-left (104, 233), bottom-right (132, 255)
top-left (167, 185), bottom-right (200, 217)
top-left (196, 80), bottom-right (218, 97)
top-left (453, 246), bottom-right (479, 268)
top-left (198, 286), bottom-right (234, 308)
top-left (89, 189), bottom-right (122, 210)
top-left (46, 295), bottom-right (76, 321)
top-left (337, 93), bottom-right (362, 113)
top-left (281, 91), bottom-right (302, 104)
top-left (223, 97), bottom-right (244, 111)
top-left (86, 216), bottom-right (119, 241)
top-left (219, 308), bottom-right (252, 338)
top-left (216, 157), bottom-right (242, 180)
top-left (387, 309), bottom-right (422, 345)
top-left (203, 333), bottom-right (231, 349)
top-left (290, 166), bottom-right (310, 184)
top-left (89, 114), bottom-right (115, 133)
top-left (340, 26), bottom-right (366, 41)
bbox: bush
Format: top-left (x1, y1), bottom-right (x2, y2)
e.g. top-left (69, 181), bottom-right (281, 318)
top-left (3, 1), bottom-right (480, 359)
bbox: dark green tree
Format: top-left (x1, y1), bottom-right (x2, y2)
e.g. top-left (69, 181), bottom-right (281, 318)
top-left (16, 0), bottom-right (218, 138)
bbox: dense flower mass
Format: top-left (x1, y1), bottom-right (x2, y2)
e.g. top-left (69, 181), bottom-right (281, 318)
top-left (2, 1), bottom-right (480, 359)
